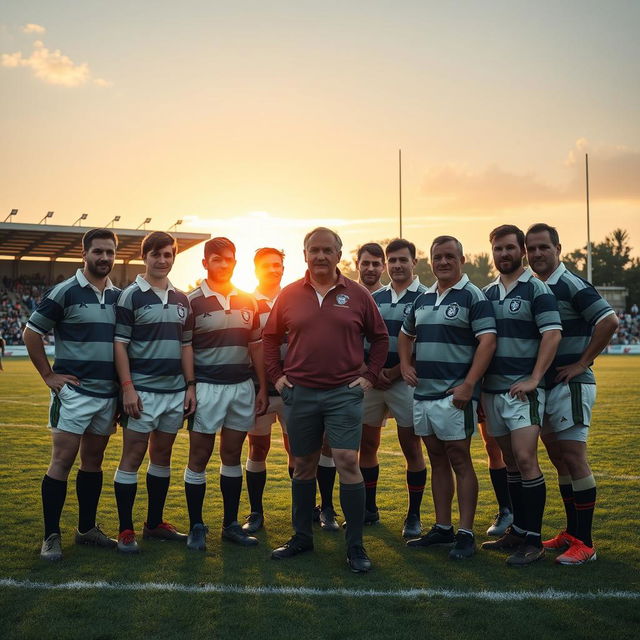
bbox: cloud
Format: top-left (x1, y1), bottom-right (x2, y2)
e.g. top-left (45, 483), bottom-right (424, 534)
top-left (22, 24), bottom-right (46, 34)
top-left (1, 39), bottom-right (111, 88)
top-left (421, 139), bottom-right (640, 212)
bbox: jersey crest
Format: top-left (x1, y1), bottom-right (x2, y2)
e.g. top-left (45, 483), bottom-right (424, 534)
top-left (508, 297), bottom-right (522, 314)
top-left (445, 302), bottom-right (459, 319)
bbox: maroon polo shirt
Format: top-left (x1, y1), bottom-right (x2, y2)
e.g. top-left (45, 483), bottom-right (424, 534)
top-left (263, 270), bottom-right (389, 389)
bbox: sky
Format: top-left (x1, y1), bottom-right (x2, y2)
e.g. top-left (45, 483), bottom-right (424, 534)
top-left (1, 1), bottom-right (639, 290)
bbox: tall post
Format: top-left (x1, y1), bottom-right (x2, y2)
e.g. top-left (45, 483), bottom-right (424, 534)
top-left (586, 153), bottom-right (592, 283)
top-left (399, 149), bottom-right (403, 238)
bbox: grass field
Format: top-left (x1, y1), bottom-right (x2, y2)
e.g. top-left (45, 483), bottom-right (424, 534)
top-left (1, 357), bottom-right (639, 640)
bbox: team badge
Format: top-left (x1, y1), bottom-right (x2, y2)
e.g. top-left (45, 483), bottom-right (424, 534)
top-left (445, 302), bottom-right (459, 319)
top-left (336, 294), bottom-right (350, 305)
top-left (403, 303), bottom-right (412, 316)
top-left (177, 303), bottom-right (186, 319)
top-left (509, 298), bottom-right (522, 313)
top-left (241, 309), bottom-right (251, 323)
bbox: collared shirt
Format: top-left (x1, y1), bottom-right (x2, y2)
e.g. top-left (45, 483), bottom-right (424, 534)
top-left (542, 262), bottom-right (615, 387)
top-left (401, 274), bottom-right (496, 401)
top-left (263, 269), bottom-right (389, 389)
top-left (368, 276), bottom-right (428, 368)
top-left (482, 268), bottom-right (562, 393)
top-left (187, 280), bottom-right (261, 385)
top-left (115, 274), bottom-right (190, 393)
top-left (27, 269), bottom-right (120, 398)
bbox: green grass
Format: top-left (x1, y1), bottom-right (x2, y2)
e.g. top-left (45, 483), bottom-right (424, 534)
top-left (1, 357), bottom-right (639, 639)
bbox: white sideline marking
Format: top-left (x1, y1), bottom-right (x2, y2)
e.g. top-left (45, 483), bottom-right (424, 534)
top-left (0, 578), bottom-right (638, 600)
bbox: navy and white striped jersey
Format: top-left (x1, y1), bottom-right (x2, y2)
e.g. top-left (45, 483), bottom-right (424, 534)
top-left (26, 269), bottom-right (120, 398)
top-left (544, 263), bottom-right (615, 387)
top-left (401, 274), bottom-right (496, 401)
top-left (482, 268), bottom-right (562, 394)
top-left (115, 275), bottom-right (190, 393)
top-left (188, 280), bottom-right (261, 385)
top-left (368, 277), bottom-right (428, 368)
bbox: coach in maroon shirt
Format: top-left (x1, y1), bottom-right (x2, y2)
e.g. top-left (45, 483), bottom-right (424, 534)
top-left (264, 227), bottom-right (388, 573)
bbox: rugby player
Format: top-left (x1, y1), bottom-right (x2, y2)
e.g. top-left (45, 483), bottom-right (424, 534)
top-left (24, 228), bottom-right (120, 560)
top-left (265, 227), bottom-right (389, 572)
top-left (360, 238), bottom-right (428, 537)
top-left (400, 236), bottom-right (496, 560)
top-left (113, 231), bottom-right (195, 553)
top-left (184, 237), bottom-right (267, 549)
top-left (526, 223), bottom-right (618, 565)
top-left (242, 247), bottom-right (291, 534)
top-left (480, 225), bottom-right (562, 566)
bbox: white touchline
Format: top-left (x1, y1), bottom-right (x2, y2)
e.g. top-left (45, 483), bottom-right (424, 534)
top-left (0, 579), bottom-right (638, 600)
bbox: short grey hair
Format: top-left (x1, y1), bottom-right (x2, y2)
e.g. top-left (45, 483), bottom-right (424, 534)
top-left (430, 235), bottom-right (463, 257)
top-left (303, 227), bottom-right (343, 251)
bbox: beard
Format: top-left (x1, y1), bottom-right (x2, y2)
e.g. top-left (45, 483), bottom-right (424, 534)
top-left (86, 261), bottom-right (113, 277)
top-left (497, 257), bottom-right (522, 275)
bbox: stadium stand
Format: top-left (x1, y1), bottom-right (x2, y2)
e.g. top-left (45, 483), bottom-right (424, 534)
top-left (0, 221), bottom-right (209, 347)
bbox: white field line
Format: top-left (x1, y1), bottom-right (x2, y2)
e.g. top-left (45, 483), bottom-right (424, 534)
top-left (0, 398), bottom-right (49, 406)
top-left (0, 578), bottom-right (638, 600)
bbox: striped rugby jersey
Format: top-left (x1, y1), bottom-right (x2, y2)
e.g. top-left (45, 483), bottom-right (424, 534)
top-left (368, 277), bottom-right (428, 368)
top-left (115, 275), bottom-right (190, 393)
top-left (187, 280), bottom-right (261, 385)
top-left (482, 268), bottom-right (562, 393)
top-left (26, 269), bottom-right (120, 398)
top-left (544, 263), bottom-right (615, 387)
top-left (401, 274), bottom-right (496, 401)
top-left (253, 289), bottom-right (287, 394)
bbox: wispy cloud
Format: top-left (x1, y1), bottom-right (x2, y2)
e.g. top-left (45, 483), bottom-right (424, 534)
top-left (420, 139), bottom-right (640, 212)
top-left (22, 24), bottom-right (46, 34)
top-left (1, 39), bottom-right (111, 87)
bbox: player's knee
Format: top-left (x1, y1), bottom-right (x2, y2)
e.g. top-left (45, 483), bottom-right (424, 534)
top-left (248, 436), bottom-right (271, 462)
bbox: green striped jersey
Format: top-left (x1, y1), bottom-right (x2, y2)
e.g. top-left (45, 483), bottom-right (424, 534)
top-left (368, 277), bottom-right (428, 368)
top-left (115, 275), bottom-right (191, 393)
top-left (482, 268), bottom-right (562, 393)
top-left (26, 269), bottom-right (120, 398)
top-left (401, 274), bottom-right (496, 401)
top-left (544, 263), bottom-right (614, 387)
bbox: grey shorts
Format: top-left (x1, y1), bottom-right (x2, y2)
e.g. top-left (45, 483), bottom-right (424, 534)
top-left (280, 384), bottom-right (364, 456)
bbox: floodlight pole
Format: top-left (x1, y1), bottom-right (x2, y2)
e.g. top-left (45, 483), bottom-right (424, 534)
top-left (3, 209), bottom-right (18, 223)
top-left (399, 149), bottom-right (403, 238)
top-left (585, 154), bottom-right (592, 283)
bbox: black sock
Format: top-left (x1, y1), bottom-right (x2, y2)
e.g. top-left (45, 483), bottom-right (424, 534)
top-left (42, 474), bottom-right (67, 538)
top-left (76, 470), bottom-right (103, 534)
top-left (507, 471), bottom-right (525, 531)
top-left (340, 481), bottom-right (366, 549)
top-left (522, 474), bottom-right (546, 545)
top-left (574, 480), bottom-right (596, 548)
top-left (316, 465), bottom-right (336, 510)
top-left (288, 467), bottom-right (294, 479)
top-left (559, 478), bottom-right (577, 537)
top-left (220, 473), bottom-right (242, 527)
top-left (407, 468), bottom-right (427, 517)
top-left (185, 482), bottom-right (206, 530)
top-left (146, 472), bottom-right (170, 529)
top-left (489, 467), bottom-right (511, 512)
top-left (360, 465), bottom-right (379, 512)
top-left (114, 482), bottom-right (137, 533)
top-left (292, 478), bottom-right (316, 543)
top-left (246, 469), bottom-right (267, 514)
